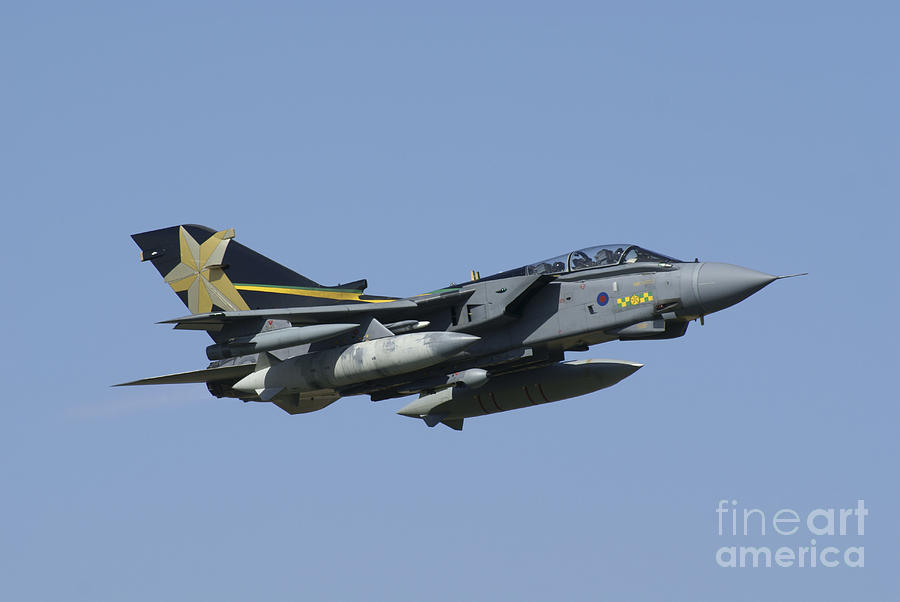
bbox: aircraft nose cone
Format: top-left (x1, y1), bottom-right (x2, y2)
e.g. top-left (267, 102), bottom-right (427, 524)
top-left (696, 262), bottom-right (777, 315)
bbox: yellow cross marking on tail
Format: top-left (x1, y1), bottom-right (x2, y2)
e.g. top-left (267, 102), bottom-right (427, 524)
top-left (163, 227), bottom-right (250, 314)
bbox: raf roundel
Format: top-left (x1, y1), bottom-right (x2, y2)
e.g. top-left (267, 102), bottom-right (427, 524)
top-left (597, 292), bottom-right (609, 306)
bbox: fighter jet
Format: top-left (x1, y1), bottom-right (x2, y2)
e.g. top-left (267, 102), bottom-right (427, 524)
top-left (117, 225), bottom-right (803, 430)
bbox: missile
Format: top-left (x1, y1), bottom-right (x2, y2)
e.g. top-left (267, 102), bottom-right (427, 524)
top-left (206, 323), bottom-right (359, 360)
top-left (233, 332), bottom-right (480, 400)
top-left (447, 368), bottom-right (489, 388)
top-left (397, 359), bottom-right (642, 427)
top-left (384, 320), bottom-right (431, 334)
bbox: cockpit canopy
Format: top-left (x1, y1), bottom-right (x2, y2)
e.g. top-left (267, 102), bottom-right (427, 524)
top-left (526, 244), bottom-right (681, 275)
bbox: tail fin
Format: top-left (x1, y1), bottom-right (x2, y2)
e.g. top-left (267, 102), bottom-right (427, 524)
top-left (131, 225), bottom-right (378, 313)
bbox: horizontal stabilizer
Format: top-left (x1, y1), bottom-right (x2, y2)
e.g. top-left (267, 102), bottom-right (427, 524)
top-left (114, 364), bottom-right (253, 387)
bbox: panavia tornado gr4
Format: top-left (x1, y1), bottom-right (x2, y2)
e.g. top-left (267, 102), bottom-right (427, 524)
top-left (117, 225), bottom-right (803, 430)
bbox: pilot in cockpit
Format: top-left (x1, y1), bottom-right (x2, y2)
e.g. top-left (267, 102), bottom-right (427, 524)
top-left (570, 251), bottom-right (592, 270)
top-left (593, 248), bottom-right (614, 266)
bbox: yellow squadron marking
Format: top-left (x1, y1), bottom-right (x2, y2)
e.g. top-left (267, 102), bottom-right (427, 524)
top-left (616, 291), bottom-right (654, 308)
top-left (164, 227), bottom-right (250, 314)
top-left (233, 284), bottom-right (393, 303)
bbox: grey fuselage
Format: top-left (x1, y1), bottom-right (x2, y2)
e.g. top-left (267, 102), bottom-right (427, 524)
top-left (210, 259), bottom-right (776, 403)
top-left (124, 225), bottom-right (797, 429)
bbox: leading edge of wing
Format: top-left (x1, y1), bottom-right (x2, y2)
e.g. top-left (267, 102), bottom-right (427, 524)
top-left (113, 364), bottom-right (254, 387)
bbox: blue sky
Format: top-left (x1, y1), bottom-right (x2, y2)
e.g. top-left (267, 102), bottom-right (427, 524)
top-left (1, 2), bottom-right (897, 600)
